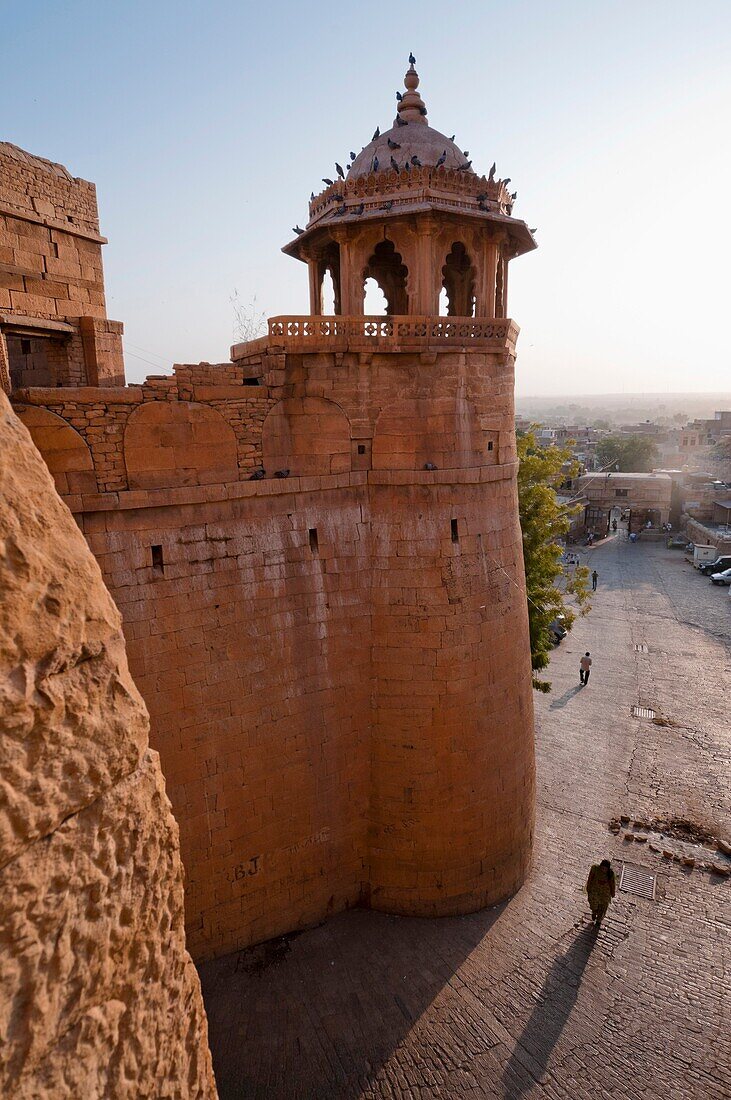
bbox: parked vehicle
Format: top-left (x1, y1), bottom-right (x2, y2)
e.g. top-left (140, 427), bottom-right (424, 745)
top-left (548, 616), bottom-right (567, 644)
top-left (710, 568), bottom-right (731, 586)
top-left (700, 555), bottom-right (731, 576)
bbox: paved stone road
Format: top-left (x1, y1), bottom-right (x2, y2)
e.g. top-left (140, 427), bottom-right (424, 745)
top-left (199, 538), bottom-right (730, 1099)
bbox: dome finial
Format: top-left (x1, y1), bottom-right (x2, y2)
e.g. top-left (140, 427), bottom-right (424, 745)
top-left (398, 54), bottom-right (427, 124)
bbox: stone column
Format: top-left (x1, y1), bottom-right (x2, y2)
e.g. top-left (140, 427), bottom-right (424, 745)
top-left (480, 241), bottom-right (499, 320)
top-left (414, 220), bottom-right (440, 315)
top-left (308, 261), bottom-right (322, 315)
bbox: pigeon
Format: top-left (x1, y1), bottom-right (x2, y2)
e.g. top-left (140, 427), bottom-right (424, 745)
top-left (353, 202), bottom-right (365, 215)
top-left (249, 468), bottom-right (265, 480)
top-left (292, 226), bottom-right (304, 235)
top-left (423, 462), bottom-right (438, 471)
top-left (396, 91), bottom-right (403, 101)
top-left (463, 150), bottom-right (470, 157)
top-left (310, 192), bottom-right (315, 201)
top-left (419, 106), bottom-right (427, 115)
top-left (529, 227), bottom-right (538, 234)
top-left (335, 162), bottom-right (345, 179)
top-left (510, 190), bottom-right (517, 200)
top-left (274, 468), bottom-right (290, 479)
top-left (502, 177), bottom-right (511, 186)
top-left (488, 162), bottom-right (496, 181)
top-left (322, 177), bottom-right (334, 186)
top-left (332, 192), bottom-right (343, 201)
top-left (409, 52), bottom-right (416, 64)
top-left (335, 204), bottom-right (347, 216)
top-left (449, 134), bottom-right (455, 141)
top-left (476, 193), bottom-right (487, 202)
top-left (372, 155), bottom-right (379, 171)
top-left (390, 155), bottom-right (400, 171)
top-left (396, 116), bottom-right (408, 127)
top-left (411, 155), bottom-right (422, 167)
top-left (372, 126), bottom-right (380, 140)
top-left (387, 138), bottom-right (401, 149)
top-left (478, 202), bottom-right (489, 212)
top-left (350, 151), bottom-right (356, 161)
top-left (380, 200), bottom-right (394, 211)
top-left (436, 150), bottom-right (447, 167)
top-left (457, 161), bottom-right (472, 171)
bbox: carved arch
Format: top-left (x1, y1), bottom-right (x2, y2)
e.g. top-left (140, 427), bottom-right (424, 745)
top-left (124, 402), bottom-right (239, 490)
top-left (14, 404), bottom-right (96, 494)
top-left (362, 240), bottom-right (409, 314)
top-left (261, 396), bottom-right (351, 477)
top-left (442, 242), bottom-right (476, 317)
top-left (372, 395), bottom-right (486, 471)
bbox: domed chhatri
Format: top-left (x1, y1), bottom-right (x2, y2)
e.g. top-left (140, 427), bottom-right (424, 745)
top-left (283, 58), bottom-right (536, 319)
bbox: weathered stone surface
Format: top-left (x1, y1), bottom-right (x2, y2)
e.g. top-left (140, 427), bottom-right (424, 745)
top-left (0, 394), bottom-right (146, 868)
top-left (0, 392), bottom-right (217, 1098)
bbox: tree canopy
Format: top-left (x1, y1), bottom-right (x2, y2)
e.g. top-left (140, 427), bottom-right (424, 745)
top-left (517, 431), bottom-right (591, 692)
top-left (595, 434), bottom-right (659, 472)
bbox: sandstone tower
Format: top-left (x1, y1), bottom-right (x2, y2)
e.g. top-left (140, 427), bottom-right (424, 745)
top-left (6, 61), bottom-right (536, 959)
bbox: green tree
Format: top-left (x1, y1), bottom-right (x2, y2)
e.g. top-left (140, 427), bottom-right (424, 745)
top-left (517, 431), bottom-right (591, 692)
top-left (595, 434), bottom-right (659, 472)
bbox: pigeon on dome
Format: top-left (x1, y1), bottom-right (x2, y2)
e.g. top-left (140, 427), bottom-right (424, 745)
top-left (348, 57), bottom-right (473, 180)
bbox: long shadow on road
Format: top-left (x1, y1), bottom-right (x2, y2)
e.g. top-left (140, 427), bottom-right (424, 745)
top-left (502, 924), bottom-right (597, 1097)
top-left (549, 684), bottom-right (582, 710)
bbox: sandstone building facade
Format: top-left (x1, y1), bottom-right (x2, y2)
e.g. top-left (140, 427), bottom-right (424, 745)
top-left (4, 63), bottom-right (537, 961)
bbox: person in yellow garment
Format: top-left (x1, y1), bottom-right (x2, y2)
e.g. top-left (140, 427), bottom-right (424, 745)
top-left (586, 859), bottom-right (616, 927)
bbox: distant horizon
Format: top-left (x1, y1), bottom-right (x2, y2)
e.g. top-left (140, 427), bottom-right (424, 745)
top-left (516, 390), bottom-right (731, 400)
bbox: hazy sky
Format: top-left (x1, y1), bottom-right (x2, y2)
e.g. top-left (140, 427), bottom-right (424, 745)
top-left (4, 1), bottom-right (731, 394)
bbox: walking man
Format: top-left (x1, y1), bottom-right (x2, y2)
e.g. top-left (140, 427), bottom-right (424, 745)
top-left (586, 859), bottom-right (616, 927)
top-left (579, 651), bottom-right (592, 685)
top-left (592, 569), bottom-right (598, 591)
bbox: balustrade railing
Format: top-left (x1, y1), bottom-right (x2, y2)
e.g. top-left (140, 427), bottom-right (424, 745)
top-left (265, 315), bottom-right (517, 345)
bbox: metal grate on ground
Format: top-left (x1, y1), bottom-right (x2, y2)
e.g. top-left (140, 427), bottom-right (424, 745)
top-left (631, 705), bottom-right (655, 719)
top-left (619, 862), bottom-right (657, 900)
top-left (633, 643), bottom-right (649, 653)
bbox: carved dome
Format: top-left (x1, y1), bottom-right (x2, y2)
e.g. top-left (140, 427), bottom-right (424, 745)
top-left (349, 124), bottom-right (469, 179)
top-left (348, 62), bottom-right (474, 179)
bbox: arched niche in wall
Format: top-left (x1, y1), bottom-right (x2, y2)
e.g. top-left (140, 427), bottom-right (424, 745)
top-left (124, 401), bottom-right (239, 490)
top-left (261, 396), bottom-right (351, 477)
top-left (372, 395), bottom-right (485, 472)
top-left (14, 404), bottom-right (96, 494)
top-left (362, 240), bottom-right (408, 315)
top-left (442, 242), bottom-right (476, 317)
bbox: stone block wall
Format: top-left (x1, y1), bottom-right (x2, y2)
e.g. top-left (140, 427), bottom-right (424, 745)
top-left (14, 339), bottom-right (535, 961)
top-left (0, 143), bottom-right (124, 390)
top-left (0, 393), bottom-right (217, 1097)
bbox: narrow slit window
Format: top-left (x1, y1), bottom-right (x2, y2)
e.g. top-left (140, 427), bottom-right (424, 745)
top-left (20, 338), bottom-right (31, 355)
top-left (151, 544), bottom-right (164, 575)
top-left (451, 519), bottom-right (459, 543)
top-left (357, 444), bottom-right (366, 455)
top-left (309, 528), bottom-right (319, 553)
top-left (487, 440), bottom-right (494, 452)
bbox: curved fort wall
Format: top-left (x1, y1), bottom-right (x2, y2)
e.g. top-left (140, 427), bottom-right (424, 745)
top-left (14, 328), bottom-right (535, 960)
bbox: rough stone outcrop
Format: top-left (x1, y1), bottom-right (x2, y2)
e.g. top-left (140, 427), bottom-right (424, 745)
top-left (0, 392), bottom-right (217, 1098)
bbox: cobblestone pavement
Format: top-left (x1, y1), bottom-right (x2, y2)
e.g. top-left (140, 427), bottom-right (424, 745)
top-left (199, 539), bottom-right (730, 1099)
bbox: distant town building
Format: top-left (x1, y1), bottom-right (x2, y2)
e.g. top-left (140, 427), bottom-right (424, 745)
top-left (575, 471), bottom-right (673, 535)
